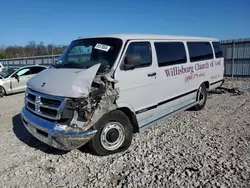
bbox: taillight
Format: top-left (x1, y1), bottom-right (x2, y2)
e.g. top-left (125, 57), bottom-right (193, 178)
top-left (224, 60), bottom-right (226, 66)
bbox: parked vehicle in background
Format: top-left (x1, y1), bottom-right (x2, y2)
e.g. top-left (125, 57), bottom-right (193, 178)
top-left (21, 34), bottom-right (224, 156)
top-left (0, 63), bottom-right (4, 72)
top-left (0, 65), bottom-right (47, 97)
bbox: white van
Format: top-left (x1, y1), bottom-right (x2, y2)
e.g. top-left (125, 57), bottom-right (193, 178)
top-left (21, 34), bottom-right (224, 156)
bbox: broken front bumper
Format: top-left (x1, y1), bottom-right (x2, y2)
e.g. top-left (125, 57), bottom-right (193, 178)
top-left (21, 107), bottom-right (97, 151)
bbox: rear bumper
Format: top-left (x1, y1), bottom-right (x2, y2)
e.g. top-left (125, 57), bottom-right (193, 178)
top-left (21, 107), bottom-right (97, 151)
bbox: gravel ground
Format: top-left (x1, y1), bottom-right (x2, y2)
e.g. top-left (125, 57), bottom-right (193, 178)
top-left (0, 78), bottom-right (250, 188)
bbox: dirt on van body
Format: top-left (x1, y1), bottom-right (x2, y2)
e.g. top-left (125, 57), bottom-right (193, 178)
top-left (0, 77), bottom-right (249, 188)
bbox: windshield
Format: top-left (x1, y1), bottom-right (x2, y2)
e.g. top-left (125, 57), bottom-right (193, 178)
top-left (54, 37), bottom-right (123, 73)
top-left (0, 68), bottom-right (18, 78)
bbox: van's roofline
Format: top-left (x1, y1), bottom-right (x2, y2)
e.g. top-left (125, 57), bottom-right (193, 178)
top-left (75, 33), bottom-right (218, 41)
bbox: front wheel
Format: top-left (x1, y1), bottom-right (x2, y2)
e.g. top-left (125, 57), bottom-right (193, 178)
top-left (0, 87), bottom-right (5, 98)
top-left (193, 83), bottom-right (207, 111)
top-left (87, 110), bottom-right (133, 156)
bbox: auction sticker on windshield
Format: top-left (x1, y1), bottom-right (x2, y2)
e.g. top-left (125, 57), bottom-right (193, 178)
top-left (94, 43), bottom-right (111, 52)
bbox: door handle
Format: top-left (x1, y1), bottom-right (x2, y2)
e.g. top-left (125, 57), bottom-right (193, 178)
top-left (147, 72), bottom-right (156, 77)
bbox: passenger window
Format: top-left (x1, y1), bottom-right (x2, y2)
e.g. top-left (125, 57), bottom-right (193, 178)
top-left (17, 68), bottom-right (31, 77)
top-left (31, 67), bottom-right (46, 74)
top-left (155, 42), bottom-right (187, 67)
top-left (212, 42), bottom-right (223, 58)
top-left (187, 42), bottom-right (214, 62)
top-left (125, 42), bottom-right (152, 67)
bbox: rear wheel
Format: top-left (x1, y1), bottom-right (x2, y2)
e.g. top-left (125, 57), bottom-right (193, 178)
top-left (0, 87), bottom-right (5, 98)
top-left (88, 110), bottom-right (133, 156)
top-left (193, 83), bottom-right (207, 111)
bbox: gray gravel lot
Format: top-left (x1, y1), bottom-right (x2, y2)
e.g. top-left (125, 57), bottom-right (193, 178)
top-left (0, 78), bottom-right (250, 188)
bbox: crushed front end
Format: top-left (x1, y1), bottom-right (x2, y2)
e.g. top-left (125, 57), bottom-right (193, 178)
top-left (21, 75), bottom-right (119, 151)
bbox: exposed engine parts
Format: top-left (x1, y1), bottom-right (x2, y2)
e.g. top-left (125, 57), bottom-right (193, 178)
top-left (64, 75), bottom-right (119, 132)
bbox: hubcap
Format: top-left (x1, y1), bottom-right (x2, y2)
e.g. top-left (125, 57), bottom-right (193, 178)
top-left (100, 122), bottom-right (125, 151)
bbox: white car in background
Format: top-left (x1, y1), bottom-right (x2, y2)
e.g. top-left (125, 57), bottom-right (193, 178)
top-left (0, 64), bottom-right (47, 97)
top-left (0, 63), bottom-right (4, 72)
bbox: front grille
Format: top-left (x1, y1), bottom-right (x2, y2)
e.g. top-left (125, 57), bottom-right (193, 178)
top-left (41, 97), bottom-right (61, 107)
top-left (27, 93), bottom-right (36, 102)
top-left (40, 107), bottom-right (58, 116)
top-left (25, 89), bottom-right (66, 120)
top-left (27, 102), bottom-right (35, 110)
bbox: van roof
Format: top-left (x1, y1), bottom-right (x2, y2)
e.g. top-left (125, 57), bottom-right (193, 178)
top-left (77, 33), bottom-right (218, 41)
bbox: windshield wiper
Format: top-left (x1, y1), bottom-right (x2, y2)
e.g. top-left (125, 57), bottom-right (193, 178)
top-left (51, 63), bottom-right (60, 68)
top-left (50, 61), bottom-right (75, 69)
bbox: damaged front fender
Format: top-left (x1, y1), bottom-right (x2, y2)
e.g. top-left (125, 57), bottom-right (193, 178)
top-left (26, 63), bottom-right (121, 150)
top-left (69, 74), bottom-right (120, 132)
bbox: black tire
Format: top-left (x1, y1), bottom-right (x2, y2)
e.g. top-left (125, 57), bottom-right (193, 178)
top-left (0, 86), bottom-right (5, 98)
top-left (87, 110), bottom-right (133, 156)
top-left (193, 83), bottom-right (207, 111)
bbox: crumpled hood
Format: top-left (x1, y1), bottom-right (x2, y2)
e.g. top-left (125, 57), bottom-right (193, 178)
top-left (27, 63), bottom-right (101, 98)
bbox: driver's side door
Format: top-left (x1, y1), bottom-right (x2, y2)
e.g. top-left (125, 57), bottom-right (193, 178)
top-left (10, 67), bottom-right (31, 93)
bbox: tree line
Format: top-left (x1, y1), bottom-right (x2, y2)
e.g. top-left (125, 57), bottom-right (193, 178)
top-left (0, 41), bottom-right (67, 59)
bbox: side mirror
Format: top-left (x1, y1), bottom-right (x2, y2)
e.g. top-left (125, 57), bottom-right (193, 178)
top-left (123, 55), bottom-right (141, 70)
top-left (15, 74), bottom-right (19, 81)
top-left (99, 61), bottom-right (110, 73)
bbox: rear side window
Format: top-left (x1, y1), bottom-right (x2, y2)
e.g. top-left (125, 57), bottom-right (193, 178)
top-left (212, 42), bottom-right (223, 58)
top-left (155, 42), bottom-right (187, 67)
top-left (125, 42), bottom-right (152, 67)
top-left (31, 66), bottom-right (46, 74)
top-left (187, 42), bottom-right (214, 62)
top-left (17, 68), bottom-right (31, 76)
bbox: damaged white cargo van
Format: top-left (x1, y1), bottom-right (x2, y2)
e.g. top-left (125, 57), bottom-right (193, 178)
top-left (21, 34), bottom-right (224, 156)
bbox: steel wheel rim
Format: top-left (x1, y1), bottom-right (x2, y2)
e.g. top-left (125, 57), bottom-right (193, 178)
top-left (100, 122), bottom-right (125, 151)
top-left (198, 86), bottom-right (205, 105)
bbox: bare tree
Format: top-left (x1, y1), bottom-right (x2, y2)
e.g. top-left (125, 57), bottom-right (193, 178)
top-left (0, 41), bottom-right (67, 59)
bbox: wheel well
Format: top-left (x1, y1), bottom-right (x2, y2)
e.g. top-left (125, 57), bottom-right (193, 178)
top-left (196, 82), bottom-right (209, 101)
top-left (0, 86), bottom-right (6, 95)
top-left (203, 81), bottom-right (209, 89)
top-left (118, 107), bottom-right (139, 133)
